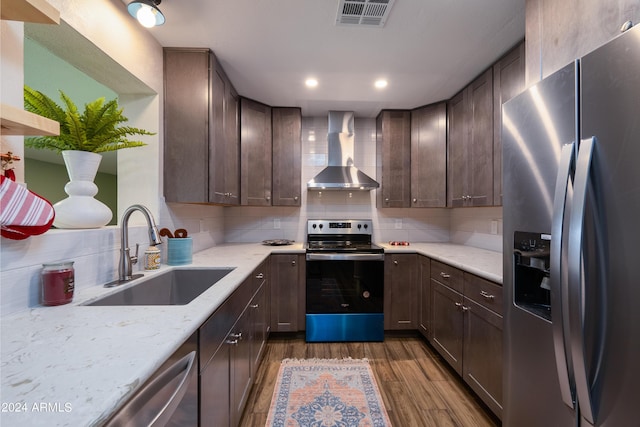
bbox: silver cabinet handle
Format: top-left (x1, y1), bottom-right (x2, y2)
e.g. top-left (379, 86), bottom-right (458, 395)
top-left (266, 196), bottom-right (271, 201)
top-left (255, 273), bottom-right (264, 279)
top-left (550, 141), bottom-right (576, 410)
top-left (385, 198), bottom-right (389, 202)
top-left (462, 305), bottom-right (470, 312)
top-left (440, 272), bottom-right (450, 279)
top-left (291, 260), bottom-right (296, 266)
top-left (393, 260), bottom-right (398, 265)
top-left (480, 290), bottom-right (495, 300)
top-left (454, 302), bottom-right (462, 308)
top-left (229, 332), bottom-right (242, 340)
top-left (413, 198), bottom-right (417, 203)
top-left (294, 196), bottom-right (299, 201)
top-left (250, 304), bottom-right (259, 309)
top-left (225, 339), bottom-right (238, 345)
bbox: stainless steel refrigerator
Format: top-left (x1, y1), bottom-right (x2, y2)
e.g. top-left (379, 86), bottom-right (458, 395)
top-left (502, 24), bottom-right (640, 427)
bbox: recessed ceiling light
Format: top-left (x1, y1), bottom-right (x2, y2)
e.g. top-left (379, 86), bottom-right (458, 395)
top-left (374, 79), bottom-right (388, 89)
top-left (305, 78), bottom-right (318, 88)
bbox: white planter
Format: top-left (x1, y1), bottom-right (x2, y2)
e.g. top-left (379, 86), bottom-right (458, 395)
top-left (53, 150), bottom-right (113, 229)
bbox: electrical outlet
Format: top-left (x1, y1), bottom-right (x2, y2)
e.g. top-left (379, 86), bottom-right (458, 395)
top-left (491, 220), bottom-right (498, 235)
top-left (274, 218), bottom-right (281, 229)
top-left (395, 219), bottom-right (402, 229)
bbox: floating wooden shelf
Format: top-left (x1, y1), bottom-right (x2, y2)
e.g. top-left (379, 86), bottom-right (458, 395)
top-left (1, 0), bottom-right (60, 24)
top-left (1, 103), bottom-right (60, 136)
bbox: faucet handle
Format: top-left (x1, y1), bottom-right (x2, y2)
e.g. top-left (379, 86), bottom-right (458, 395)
top-left (131, 243), bottom-right (140, 265)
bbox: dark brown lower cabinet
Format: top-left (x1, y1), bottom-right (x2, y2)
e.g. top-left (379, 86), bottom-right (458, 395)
top-left (384, 254), bottom-right (418, 330)
top-left (463, 296), bottom-right (503, 418)
top-left (431, 280), bottom-right (464, 374)
top-left (199, 261), bottom-right (270, 427)
top-left (270, 254), bottom-right (305, 332)
top-left (429, 260), bottom-right (503, 419)
top-left (418, 255), bottom-right (432, 339)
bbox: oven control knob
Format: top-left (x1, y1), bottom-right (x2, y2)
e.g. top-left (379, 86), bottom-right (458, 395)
top-left (358, 224), bottom-right (362, 229)
top-left (312, 224), bottom-right (317, 229)
top-left (362, 291), bottom-right (371, 299)
top-left (319, 224), bottom-right (323, 229)
top-left (364, 224), bottom-right (368, 229)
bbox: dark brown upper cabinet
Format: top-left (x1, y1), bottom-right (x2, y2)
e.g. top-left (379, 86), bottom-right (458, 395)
top-left (411, 102), bottom-right (447, 207)
top-left (163, 48), bottom-right (239, 205)
top-left (271, 107), bottom-right (302, 206)
top-left (376, 110), bottom-right (412, 208)
top-left (240, 98), bottom-right (272, 206)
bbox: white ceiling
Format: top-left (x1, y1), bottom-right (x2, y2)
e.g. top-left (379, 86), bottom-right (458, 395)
top-left (148, 0), bottom-right (526, 118)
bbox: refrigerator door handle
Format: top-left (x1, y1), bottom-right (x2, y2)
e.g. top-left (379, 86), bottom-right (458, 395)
top-left (568, 136), bottom-right (597, 424)
top-left (550, 141), bottom-right (577, 409)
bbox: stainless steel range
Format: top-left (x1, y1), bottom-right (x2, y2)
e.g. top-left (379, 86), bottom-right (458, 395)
top-left (305, 219), bottom-right (384, 342)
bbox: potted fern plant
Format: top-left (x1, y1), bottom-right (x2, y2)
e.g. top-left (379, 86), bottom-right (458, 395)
top-left (23, 85), bottom-right (155, 229)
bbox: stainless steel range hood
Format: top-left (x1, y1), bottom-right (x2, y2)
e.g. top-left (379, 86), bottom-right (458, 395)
top-left (307, 111), bottom-right (380, 191)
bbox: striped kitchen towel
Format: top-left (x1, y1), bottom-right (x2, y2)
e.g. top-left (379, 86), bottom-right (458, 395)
top-left (0, 175), bottom-right (55, 240)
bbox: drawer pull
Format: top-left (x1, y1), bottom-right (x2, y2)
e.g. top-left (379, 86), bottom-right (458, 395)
top-left (440, 272), bottom-right (451, 279)
top-left (250, 304), bottom-right (259, 309)
top-left (454, 302), bottom-right (463, 308)
top-left (462, 305), bottom-right (470, 312)
top-left (394, 260), bottom-right (399, 265)
top-left (292, 260), bottom-right (296, 266)
top-left (480, 290), bottom-right (495, 300)
top-left (225, 339), bottom-right (238, 346)
top-left (256, 273), bottom-right (264, 279)
top-left (229, 332), bottom-right (242, 340)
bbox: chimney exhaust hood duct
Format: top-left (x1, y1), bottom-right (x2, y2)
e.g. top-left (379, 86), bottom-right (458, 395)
top-left (307, 111), bottom-right (380, 191)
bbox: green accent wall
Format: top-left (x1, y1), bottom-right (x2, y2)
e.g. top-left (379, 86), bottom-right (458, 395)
top-left (23, 38), bottom-right (119, 225)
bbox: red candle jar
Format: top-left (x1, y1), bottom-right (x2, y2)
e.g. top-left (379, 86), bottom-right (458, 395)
top-left (41, 261), bottom-right (75, 306)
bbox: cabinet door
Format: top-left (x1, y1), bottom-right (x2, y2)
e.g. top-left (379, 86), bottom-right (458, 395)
top-left (272, 107), bottom-right (301, 206)
top-left (200, 344), bottom-right (230, 427)
top-left (411, 103), bottom-right (447, 207)
top-left (377, 110), bottom-right (411, 208)
top-left (463, 296), bottom-right (503, 418)
top-left (493, 42), bottom-right (525, 206)
top-left (230, 308), bottom-right (252, 427)
top-left (163, 48), bottom-right (209, 203)
top-left (384, 254), bottom-right (418, 330)
top-left (240, 98), bottom-right (272, 206)
top-left (209, 67), bottom-right (227, 204)
top-left (468, 68), bottom-right (494, 206)
top-left (270, 254), bottom-right (301, 332)
top-left (418, 255), bottom-right (432, 339)
top-left (431, 280), bottom-right (464, 375)
top-left (250, 280), bottom-right (268, 377)
top-left (447, 90), bottom-right (468, 207)
top-left (224, 82), bottom-right (240, 204)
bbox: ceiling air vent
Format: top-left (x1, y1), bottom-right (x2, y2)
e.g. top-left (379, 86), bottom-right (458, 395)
top-left (336, 0), bottom-right (396, 27)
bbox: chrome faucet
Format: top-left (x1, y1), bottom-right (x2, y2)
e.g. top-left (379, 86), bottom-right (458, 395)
top-left (105, 204), bottom-right (162, 287)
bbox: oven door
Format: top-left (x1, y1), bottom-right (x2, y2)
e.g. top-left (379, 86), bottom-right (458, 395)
top-left (305, 253), bottom-right (384, 342)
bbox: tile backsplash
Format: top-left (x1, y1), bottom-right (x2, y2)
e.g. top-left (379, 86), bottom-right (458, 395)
top-left (0, 116), bottom-right (503, 316)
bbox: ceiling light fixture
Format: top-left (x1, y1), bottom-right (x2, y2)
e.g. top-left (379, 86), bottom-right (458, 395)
top-left (127, 0), bottom-right (165, 28)
top-left (305, 78), bottom-right (319, 88)
top-left (374, 79), bottom-right (388, 89)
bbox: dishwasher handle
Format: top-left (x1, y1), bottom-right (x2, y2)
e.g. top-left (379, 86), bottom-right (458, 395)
top-left (105, 350), bottom-right (197, 427)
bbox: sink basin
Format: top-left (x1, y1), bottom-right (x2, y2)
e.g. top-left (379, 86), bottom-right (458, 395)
top-left (87, 268), bottom-right (235, 306)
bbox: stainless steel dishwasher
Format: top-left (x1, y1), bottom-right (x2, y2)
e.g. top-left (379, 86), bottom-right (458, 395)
top-left (104, 333), bottom-right (198, 427)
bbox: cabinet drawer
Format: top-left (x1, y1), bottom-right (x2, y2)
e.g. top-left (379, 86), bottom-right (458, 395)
top-left (463, 273), bottom-right (503, 315)
top-left (430, 260), bottom-right (463, 293)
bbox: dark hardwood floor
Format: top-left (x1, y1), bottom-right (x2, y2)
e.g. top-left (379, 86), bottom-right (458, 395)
top-left (240, 333), bottom-right (500, 427)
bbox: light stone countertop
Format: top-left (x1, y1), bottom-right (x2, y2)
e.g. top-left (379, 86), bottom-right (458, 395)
top-left (0, 242), bottom-right (500, 426)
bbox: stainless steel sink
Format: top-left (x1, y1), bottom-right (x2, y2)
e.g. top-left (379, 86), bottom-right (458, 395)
top-left (87, 268), bottom-right (235, 306)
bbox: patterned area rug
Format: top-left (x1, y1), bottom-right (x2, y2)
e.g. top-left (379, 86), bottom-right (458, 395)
top-left (265, 358), bottom-right (392, 427)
